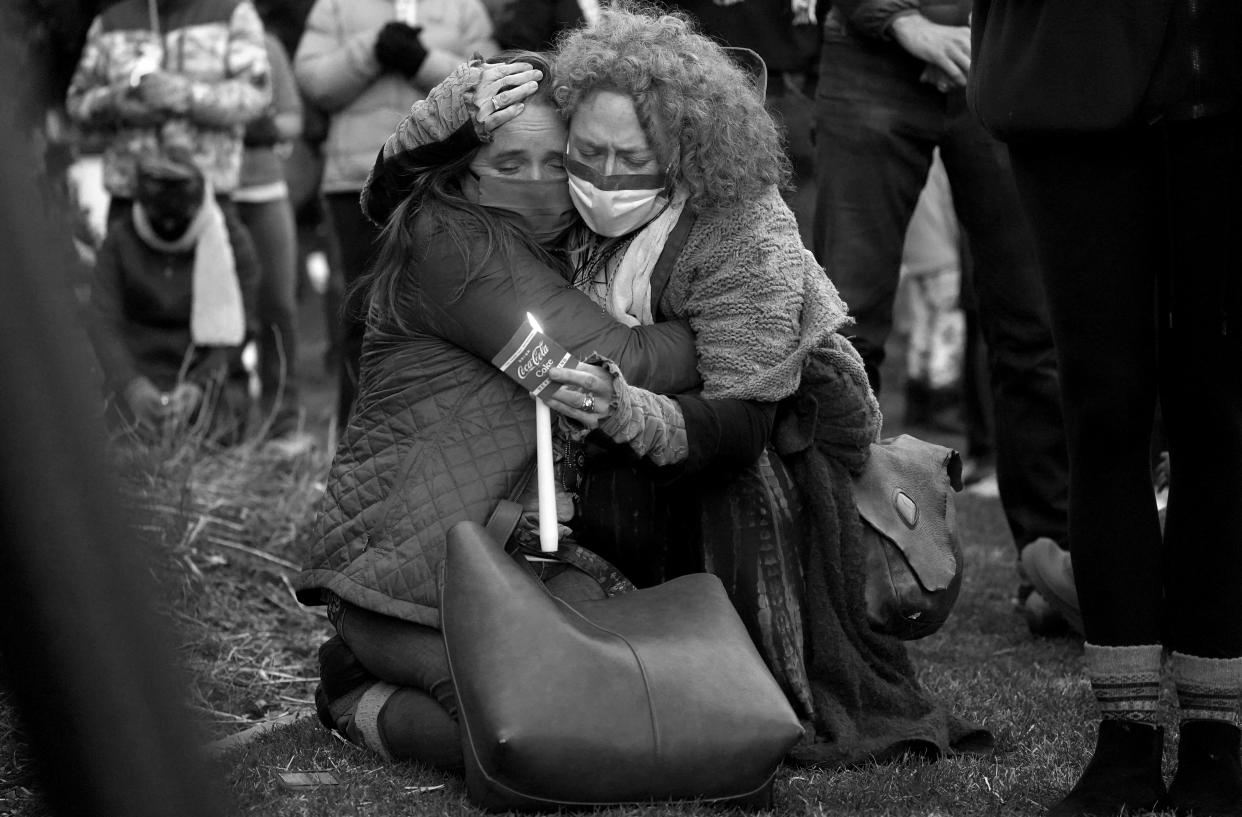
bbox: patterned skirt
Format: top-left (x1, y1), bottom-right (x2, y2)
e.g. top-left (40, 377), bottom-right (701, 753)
top-left (574, 447), bottom-right (815, 720)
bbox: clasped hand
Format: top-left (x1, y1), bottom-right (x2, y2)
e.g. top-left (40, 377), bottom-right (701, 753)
top-left (132, 71), bottom-right (192, 115)
top-left (125, 376), bottom-right (203, 427)
top-left (542, 362), bottom-right (614, 429)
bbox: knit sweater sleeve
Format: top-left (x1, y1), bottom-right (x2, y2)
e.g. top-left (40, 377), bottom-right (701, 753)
top-left (665, 186), bottom-right (850, 401)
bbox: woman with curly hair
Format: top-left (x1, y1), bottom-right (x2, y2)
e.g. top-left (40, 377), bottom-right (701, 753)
top-left (306, 4), bottom-right (985, 776)
top-left (540, 4), bottom-right (983, 768)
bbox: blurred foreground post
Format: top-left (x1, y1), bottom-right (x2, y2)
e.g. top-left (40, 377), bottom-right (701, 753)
top-left (0, 8), bottom-right (226, 816)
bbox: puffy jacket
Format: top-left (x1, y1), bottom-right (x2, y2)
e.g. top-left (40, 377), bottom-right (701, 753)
top-left (295, 215), bottom-right (702, 626)
top-left (65, 0), bottom-right (271, 197)
top-left (294, 0), bottom-right (496, 194)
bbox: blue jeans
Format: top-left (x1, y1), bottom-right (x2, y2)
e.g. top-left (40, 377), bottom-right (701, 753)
top-left (811, 28), bottom-right (1068, 554)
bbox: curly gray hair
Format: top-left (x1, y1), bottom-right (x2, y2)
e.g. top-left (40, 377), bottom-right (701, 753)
top-left (552, 3), bottom-right (791, 212)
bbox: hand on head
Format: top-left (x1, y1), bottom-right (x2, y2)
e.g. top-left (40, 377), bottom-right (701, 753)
top-left (473, 61), bottom-right (544, 135)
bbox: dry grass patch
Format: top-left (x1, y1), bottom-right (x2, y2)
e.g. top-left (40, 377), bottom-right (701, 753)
top-left (0, 440), bottom-right (1189, 816)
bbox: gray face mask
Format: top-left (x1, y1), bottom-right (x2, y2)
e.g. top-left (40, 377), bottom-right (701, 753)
top-left (463, 174), bottom-right (579, 246)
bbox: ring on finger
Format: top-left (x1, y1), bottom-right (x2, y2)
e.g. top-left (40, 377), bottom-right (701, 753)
top-left (491, 96), bottom-right (504, 113)
top-left (580, 392), bottom-right (595, 413)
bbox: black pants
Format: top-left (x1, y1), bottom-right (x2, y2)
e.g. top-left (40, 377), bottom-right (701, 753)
top-left (811, 31), bottom-right (1068, 554)
top-left (324, 191), bottom-right (382, 425)
top-left (1008, 113), bottom-right (1242, 656)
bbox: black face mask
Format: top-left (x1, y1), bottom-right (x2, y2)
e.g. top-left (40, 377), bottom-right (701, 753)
top-left (463, 174), bottom-right (579, 246)
top-left (135, 172), bottom-right (204, 240)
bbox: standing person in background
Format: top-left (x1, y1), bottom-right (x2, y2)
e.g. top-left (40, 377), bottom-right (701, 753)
top-left (293, 0), bottom-right (497, 426)
top-left (235, 32), bottom-right (305, 441)
top-left (973, 2), bottom-right (1242, 815)
top-left (64, 0), bottom-right (271, 232)
top-left (809, 0), bottom-right (1073, 636)
top-left (896, 150), bottom-right (965, 434)
top-left (484, 0), bottom-right (593, 51)
top-left (665, 0), bottom-right (820, 242)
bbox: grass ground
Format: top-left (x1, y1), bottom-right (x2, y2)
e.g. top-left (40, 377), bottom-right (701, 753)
top-left (0, 294), bottom-right (1180, 816)
top-left (204, 490), bottom-right (1115, 817)
top-left (1, 459), bottom-right (1118, 816)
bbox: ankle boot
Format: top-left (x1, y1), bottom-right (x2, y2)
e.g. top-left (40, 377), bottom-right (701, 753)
top-left (1048, 720), bottom-right (1167, 816)
top-left (314, 634), bottom-right (376, 735)
top-left (1167, 720), bottom-right (1242, 816)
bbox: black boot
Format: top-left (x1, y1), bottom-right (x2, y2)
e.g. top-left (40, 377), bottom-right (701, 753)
top-left (1048, 720), bottom-right (1167, 816)
top-left (1167, 720), bottom-right (1242, 816)
top-left (314, 634), bottom-right (375, 735)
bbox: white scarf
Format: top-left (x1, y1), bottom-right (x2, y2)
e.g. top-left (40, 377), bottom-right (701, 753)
top-left (132, 188), bottom-right (245, 347)
top-left (588, 190), bottom-right (688, 327)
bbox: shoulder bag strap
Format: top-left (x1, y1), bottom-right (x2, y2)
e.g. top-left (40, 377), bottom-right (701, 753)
top-left (649, 206), bottom-right (697, 322)
top-left (485, 457), bottom-right (536, 547)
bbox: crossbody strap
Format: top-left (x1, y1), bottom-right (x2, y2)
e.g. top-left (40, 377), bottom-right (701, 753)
top-left (649, 206), bottom-right (697, 322)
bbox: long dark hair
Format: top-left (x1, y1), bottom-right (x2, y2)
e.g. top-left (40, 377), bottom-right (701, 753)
top-left (361, 52), bottom-right (578, 335)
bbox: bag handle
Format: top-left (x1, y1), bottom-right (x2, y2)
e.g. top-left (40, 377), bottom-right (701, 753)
top-left (485, 457), bottom-right (536, 547)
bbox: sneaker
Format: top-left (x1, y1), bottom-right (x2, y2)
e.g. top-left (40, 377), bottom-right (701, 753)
top-left (1020, 538), bottom-right (1083, 636)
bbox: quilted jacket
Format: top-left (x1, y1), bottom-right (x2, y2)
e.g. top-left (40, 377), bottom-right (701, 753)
top-left (65, 0), bottom-right (271, 197)
top-left (295, 215), bottom-right (702, 626)
top-left (293, 0), bottom-right (496, 194)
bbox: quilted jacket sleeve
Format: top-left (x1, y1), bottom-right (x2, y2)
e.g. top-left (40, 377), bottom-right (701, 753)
top-left (411, 222), bottom-right (701, 395)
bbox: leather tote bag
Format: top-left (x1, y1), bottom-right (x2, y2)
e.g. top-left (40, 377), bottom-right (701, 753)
top-left (854, 435), bottom-right (964, 641)
top-left (440, 521), bottom-right (805, 812)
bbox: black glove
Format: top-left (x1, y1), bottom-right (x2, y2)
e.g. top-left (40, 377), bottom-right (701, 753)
top-left (374, 22), bottom-right (428, 77)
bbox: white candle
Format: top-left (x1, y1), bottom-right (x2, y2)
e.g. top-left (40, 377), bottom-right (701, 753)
top-left (527, 314), bottom-right (559, 553)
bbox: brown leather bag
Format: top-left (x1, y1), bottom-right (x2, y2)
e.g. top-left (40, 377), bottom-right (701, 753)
top-left (854, 435), bottom-right (964, 641)
top-left (440, 521), bottom-right (804, 812)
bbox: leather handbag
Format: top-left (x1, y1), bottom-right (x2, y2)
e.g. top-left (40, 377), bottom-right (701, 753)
top-left (440, 521), bottom-right (805, 812)
top-left (853, 435), bottom-right (964, 641)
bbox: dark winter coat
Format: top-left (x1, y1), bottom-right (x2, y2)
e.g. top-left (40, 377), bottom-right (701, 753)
top-left (970, 0), bottom-right (1242, 138)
